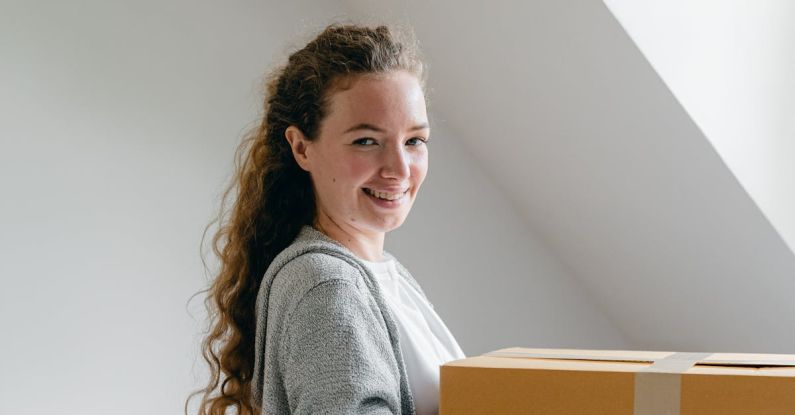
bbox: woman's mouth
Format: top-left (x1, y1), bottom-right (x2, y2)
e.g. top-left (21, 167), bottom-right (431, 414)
top-left (362, 187), bottom-right (408, 208)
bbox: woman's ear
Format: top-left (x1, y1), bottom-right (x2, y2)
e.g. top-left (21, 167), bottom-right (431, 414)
top-left (284, 126), bottom-right (312, 172)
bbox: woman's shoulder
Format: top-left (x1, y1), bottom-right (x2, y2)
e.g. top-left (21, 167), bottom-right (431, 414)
top-left (266, 249), bottom-right (365, 308)
top-left (266, 225), bottom-right (363, 286)
top-left (279, 251), bottom-right (362, 286)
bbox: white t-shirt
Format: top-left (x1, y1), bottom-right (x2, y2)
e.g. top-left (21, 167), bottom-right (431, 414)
top-left (360, 256), bottom-right (467, 415)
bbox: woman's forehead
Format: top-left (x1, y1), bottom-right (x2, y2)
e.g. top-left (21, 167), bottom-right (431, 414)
top-left (324, 72), bottom-right (428, 132)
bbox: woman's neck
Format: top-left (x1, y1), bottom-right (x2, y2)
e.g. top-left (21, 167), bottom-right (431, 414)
top-left (313, 216), bottom-right (385, 262)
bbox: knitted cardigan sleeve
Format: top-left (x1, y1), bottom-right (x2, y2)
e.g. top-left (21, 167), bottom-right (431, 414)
top-left (280, 278), bottom-right (403, 414)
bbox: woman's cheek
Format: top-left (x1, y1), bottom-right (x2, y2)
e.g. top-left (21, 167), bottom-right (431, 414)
top-left (346, 158), bottom-right (375, 179)
top-left (413, 152), bottom-right (429, 177)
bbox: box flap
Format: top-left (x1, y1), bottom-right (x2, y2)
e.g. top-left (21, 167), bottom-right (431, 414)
top-left (482, 347), bottom-right (795, 369)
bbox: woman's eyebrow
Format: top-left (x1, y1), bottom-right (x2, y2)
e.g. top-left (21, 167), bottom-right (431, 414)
top-left (343, 122), bottom-right (430, 134)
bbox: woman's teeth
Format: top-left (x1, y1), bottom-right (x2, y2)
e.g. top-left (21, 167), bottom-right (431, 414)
top-left (363, 188), bottom-right (405, 201)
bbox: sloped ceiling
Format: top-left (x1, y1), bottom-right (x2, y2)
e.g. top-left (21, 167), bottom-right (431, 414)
top-left (345, 0), bottom-right (795, 353)
top-left (604, 0), bottom-right (795, 257)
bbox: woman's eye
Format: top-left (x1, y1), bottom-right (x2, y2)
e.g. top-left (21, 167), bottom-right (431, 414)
top-left (353, 137), bottom-right (427, 146)
top-left (353, 138), bottom-right (376, 146)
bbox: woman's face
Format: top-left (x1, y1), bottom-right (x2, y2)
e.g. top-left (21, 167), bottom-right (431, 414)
top-left (287, 70), bottom-right (429, 237)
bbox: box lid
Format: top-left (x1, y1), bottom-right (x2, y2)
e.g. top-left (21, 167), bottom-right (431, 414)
top-left (444, 347), bottom-right (795, 376)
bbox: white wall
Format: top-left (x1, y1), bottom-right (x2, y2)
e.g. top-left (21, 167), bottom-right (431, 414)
top-left (0, 1), bottom-right (629, 414)
top-left (0, 1), bottom-right (349, 413)
top-left (604, 0), bottom-right (795, 254)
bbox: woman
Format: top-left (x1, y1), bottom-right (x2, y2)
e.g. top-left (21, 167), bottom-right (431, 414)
top-left (189, 23), bottom-right (466, 415)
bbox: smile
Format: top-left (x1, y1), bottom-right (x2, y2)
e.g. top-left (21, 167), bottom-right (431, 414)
top-left (362, 188), bottom-right (408, 200)
top-left (362, 188), bottom-right (409, 208)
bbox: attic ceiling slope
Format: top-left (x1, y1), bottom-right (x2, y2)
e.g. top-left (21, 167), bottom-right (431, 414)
top-left (343, 0), bottom-right (795, 353)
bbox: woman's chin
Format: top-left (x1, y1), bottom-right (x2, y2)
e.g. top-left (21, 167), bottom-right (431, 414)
top-left (365, 215), bottom-right (407, 234)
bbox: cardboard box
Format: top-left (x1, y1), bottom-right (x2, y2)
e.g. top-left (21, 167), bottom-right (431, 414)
top-left (440, 347), bottom-right (795, 414)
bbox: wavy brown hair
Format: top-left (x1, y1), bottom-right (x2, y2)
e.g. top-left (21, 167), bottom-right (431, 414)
top-left (185, 23), bottom-right (426, 415)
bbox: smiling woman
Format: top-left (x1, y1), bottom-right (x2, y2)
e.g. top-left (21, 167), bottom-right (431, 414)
top-left (187, 23), bottom-right (465, 415)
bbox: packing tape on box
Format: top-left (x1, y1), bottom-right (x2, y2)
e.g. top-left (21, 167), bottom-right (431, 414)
top-left (482, 350), bottom-right (713, 415)
top-left (634, 352), bottom-right (711, 415)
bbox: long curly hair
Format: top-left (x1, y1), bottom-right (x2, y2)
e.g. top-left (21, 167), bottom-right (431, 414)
top-left (185, 22), bottom-right (426, 415)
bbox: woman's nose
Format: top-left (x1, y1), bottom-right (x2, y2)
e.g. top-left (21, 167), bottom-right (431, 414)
top-left (381, 145), bottom-right (411, 180)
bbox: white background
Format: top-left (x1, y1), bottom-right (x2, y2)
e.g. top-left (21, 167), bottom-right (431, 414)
top-left (2, 1), bottom-right (793, 414)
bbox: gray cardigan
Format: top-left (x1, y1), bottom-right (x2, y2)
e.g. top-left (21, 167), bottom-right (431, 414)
top-left (251, 225), bottom-right (433, 414)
